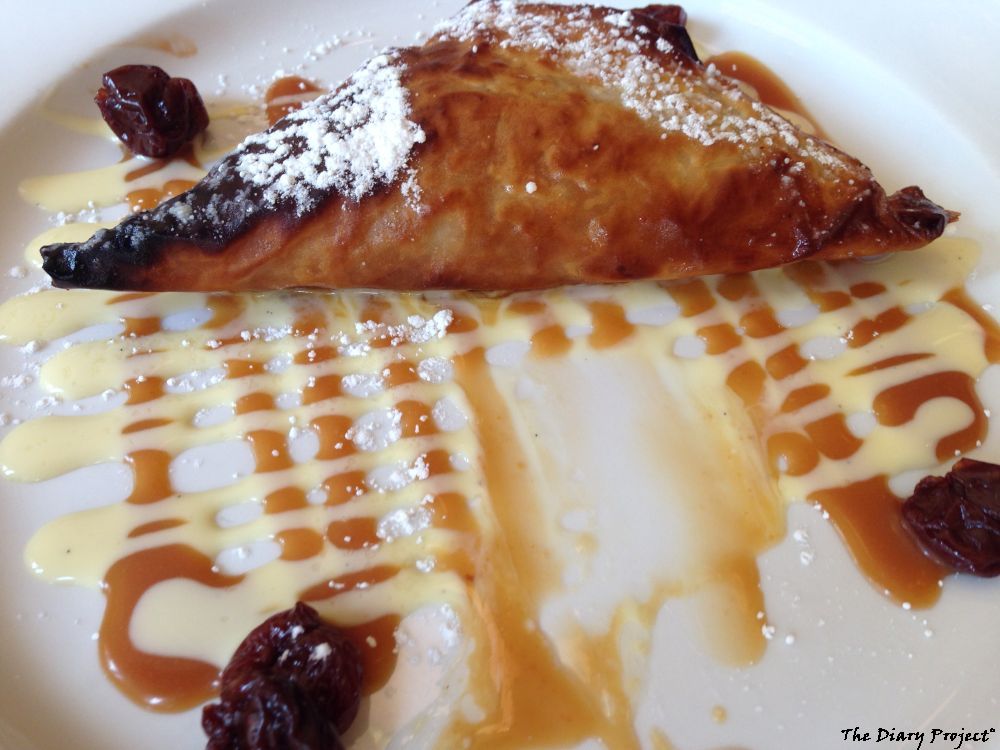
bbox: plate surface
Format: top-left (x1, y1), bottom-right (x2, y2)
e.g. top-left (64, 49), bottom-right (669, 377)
top-left (1, 2), bottom-right (999, 750)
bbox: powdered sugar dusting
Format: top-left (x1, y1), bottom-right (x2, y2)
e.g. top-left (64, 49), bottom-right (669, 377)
top-left (233, 52), bottom-right (426, 214)
top-left (347, 407), bottom-right (403, 452)
top-left (435, 1), bottom-right (843, 163)
top-left (356, 309), bottom-right (454, 346)
top-left (77, 51), bottom-right (428, 261)
top-left (376, 503), bottom-right (433, 542)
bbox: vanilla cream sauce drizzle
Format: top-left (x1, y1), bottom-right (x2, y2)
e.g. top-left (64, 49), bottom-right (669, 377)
top-left (1, 70), bottom-right (998, 748)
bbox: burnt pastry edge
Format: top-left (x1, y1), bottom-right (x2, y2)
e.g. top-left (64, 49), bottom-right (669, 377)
top-left (44, 44), bottom-right (427, 289)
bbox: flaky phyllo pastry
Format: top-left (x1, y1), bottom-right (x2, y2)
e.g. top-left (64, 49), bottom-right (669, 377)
top-left (42, 2), bottom-right (954, 291)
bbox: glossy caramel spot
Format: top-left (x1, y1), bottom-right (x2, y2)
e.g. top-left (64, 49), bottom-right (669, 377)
top-left (126, 179), bottom-right (197, 212)
top-left (780, 384), bottom-right (830, 413)
top-left (127, 518), bottom-right (186, 538)
top-left (203, 295), bottom-right (245, 329)
top-left (587, 301), bottom-right (635, 349)
top-left (850, 281), bottom-right (886, 299)
top-left (531, 324), bottom-right (572, 358)
top-left (507, 299), bottom-right (547, 316)
top-left (125, 450), bottom-right (173, 505)
top-left (448, 312), bottom-right (479, 333)
top-left (715, 273), bottom-right (757, 301)
top-left (302, 374), bottom-right (342, 405)
top-left (124, 376), bottom-right (165, 405)
top-left (767, 432), bottom-right (819, 476)
top-left (235, 391), bottom-right (275, 415)
top-left (847, 307), bottom-right (910, 348)
top-left (804, 413), bottom-right (862, 460)
top-left (342, 615), bottom-right (402, 694)
top-left (697, 323), bottom-right (741, 354)
top-left (765, 345), bottom-right (807, 380)
top-left (726, 360), bottom-right (766, 407)
top-left (311, 415), bottom-right (355, 461)
top-left (108, 292), bottom-right (156, 304)
top-left (294, 346), bottom-right (337, 365)
top-left (223, 358), bottom-right (265, 379)
top-left (276, 528), bottom-right (325, 561)
top-left (122, 418), bottom-right (171, 435)
top-left (292, 306), bottom-right (328, 337)
top-left (811, 477), bottom-right (946, 607)
top-left (398, 400), bottom-right (436, 437)
top-left (326, 518), bottom-right (379, 550)
top-left (263, 487), bottom-right (307, 515)
top-left (246, 430), bottom-right (293, 472)
top-left (122, 316), bottom-right (162, 337)
top-left (427, 493), bottom-right (475, 533)
top-left (383, 360), bottom-right (419, 387)
top-left (810, 290), bottom-right (852, 312)
top-left (782, 260), bottom-right (826, 287)
top-left (849, 353), bottom-right (933, 377)
top-left (423, 448), bottom-right (454, 477)
top-left (666, 279), bottom-right (715, 317)
top-left (322, 470), bottom-right (367, 506)
top-left (739, 308), bottom-right (783, 338)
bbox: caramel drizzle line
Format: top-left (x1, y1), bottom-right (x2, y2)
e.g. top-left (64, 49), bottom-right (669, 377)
top-left (100, 544), bottom-right (242, 712)
top-left (5, 249), bottom-right (994, 729)
top-left (943, 287), bottom-right (1000, 363)
top-left (723, 263), bottom-right (995, 605)
top-left (73, 292), bottom-right (478, 710)
top-left (654, 258), bottom-right (996, 607)
top-left (101, 296), bottom-right (634, 747)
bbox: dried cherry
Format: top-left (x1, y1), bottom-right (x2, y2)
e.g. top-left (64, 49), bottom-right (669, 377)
top-left (901, 458), bottom-right (1000, 577)
top-left (95, 64), bottom-right (209, 158)
top-left (202, 602), bottom-right (364, 750)
top-left (632, 5), bottom-right (700, 63)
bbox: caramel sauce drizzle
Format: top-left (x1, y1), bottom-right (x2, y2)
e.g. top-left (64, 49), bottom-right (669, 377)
top-left (451, 348), bottom-right (638, 749)
top-left (944, 287), bottom-right (1000, 362)
top-left (343, 615), bottom-right (403, 694)
top-left (1, 52), bottom-right (997, 750)
top-left (810, 478), bottom-right (949, 607)
top-left (874, 371), bottom-right (986, 461)
top-left (127, 518), bottom-right (187, 539)
top-left (100, 545), bottom-right (242, 711)
top-left (708, 51), bottom-right (825, 137)
top-left (126, 178), bottom-right (198, 213)
top-left (265, 76), bottom-right (324, 125)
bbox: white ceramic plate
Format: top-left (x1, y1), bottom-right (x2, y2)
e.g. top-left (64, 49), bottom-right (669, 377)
top-left (1, 2), bottom-right (999, 749)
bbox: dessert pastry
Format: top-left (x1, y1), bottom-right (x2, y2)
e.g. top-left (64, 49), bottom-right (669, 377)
top-left (42, 2), bottom-right (954, 292)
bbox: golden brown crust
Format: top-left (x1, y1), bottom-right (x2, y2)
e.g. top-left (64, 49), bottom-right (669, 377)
top-left (42, 2), bottom-right (954, 292)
